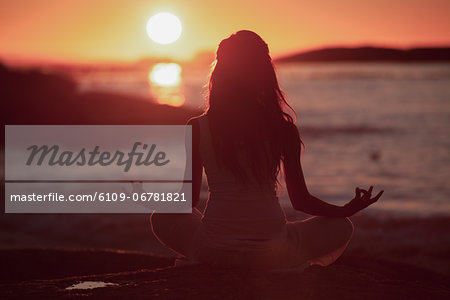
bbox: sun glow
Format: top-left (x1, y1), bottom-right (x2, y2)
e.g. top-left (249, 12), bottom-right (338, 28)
top-left (149, 63), bottom-right (184, 107)
top-left (146, 13), bottom-right (182, 44)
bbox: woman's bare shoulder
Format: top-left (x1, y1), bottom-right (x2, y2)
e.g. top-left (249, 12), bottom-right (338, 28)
top-left (186, 114), bottom-right (206, 126)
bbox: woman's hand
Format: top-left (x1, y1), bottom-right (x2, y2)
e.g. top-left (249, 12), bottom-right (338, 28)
top-left (344, 186), bottom-right (383, 216)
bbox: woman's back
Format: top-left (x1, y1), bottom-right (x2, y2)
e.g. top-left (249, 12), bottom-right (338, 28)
top-left (150, 30), bottom-right (371, 270)
top-left (196, 114), bottom-right (287, 250)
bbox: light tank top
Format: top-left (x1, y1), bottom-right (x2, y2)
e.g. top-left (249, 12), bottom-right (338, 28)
top-left (197, 114), bottom-right (288, 251)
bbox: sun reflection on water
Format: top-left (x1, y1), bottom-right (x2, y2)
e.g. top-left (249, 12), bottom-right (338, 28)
top-left (148, 63), bottom-right (184, 107)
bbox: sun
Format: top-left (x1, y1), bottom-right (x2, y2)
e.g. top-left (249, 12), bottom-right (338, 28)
top-left (146, 12), bottom-right (182, 44)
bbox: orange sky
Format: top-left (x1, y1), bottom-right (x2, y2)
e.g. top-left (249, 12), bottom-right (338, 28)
top-left (1, 0), bottom-right (450, 64)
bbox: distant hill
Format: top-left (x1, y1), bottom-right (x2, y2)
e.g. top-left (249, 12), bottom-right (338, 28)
top-left (274, 47), bottom-right (450, 63)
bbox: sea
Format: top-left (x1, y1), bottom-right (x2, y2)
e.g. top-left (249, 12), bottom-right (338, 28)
top-left (1, 62), bottom-right (450, 252)
top-left (72, 62), bottom-right (450, 217)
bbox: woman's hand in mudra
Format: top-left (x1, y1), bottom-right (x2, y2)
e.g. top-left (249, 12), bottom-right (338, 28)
top-left (344, 186), bottom-right (384, 216)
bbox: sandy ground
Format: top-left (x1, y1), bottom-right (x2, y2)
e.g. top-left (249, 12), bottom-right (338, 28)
top-left (0, 247), bottom-right (449, 300)
top-left (1, 214), bottom-right (450, 299)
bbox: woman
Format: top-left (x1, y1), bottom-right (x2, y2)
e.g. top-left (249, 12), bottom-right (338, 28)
top-left (151, 30), bottom-right (383, 270)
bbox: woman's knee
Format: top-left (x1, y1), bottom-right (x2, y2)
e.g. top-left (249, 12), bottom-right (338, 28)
top-left (150, 213), bottom-right (181, 247)
top-left (320, 217), bottom-right (353, 248)
top-left (338, 217), bottom-right (354, 241)
top-left (150, 212), bottom-right (202, 241)
top-left (150, 212), bottom-right (172, 235)
top-left (319, 216), bottom-right (353, 242)
top-left (149, 212), bottom-right (159, 234)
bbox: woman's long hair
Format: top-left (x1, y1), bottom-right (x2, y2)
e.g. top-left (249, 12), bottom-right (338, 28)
top-left (206, 30), bottom-right (299, 189)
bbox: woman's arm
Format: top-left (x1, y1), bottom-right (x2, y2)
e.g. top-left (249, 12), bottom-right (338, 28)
top-left (282, 123), bottom-right (347, 217)
top-left (282, 123), bottom-right (382, 217)
top-left (184, 117), bottom-right (203, 208)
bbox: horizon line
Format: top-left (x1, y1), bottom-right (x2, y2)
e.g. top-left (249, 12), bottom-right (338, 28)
top-left (2, 42), bottom-right (450, 68)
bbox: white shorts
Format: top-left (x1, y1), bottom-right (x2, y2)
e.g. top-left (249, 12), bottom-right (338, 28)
top-left (151, 209), bottom-right (354, 270)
